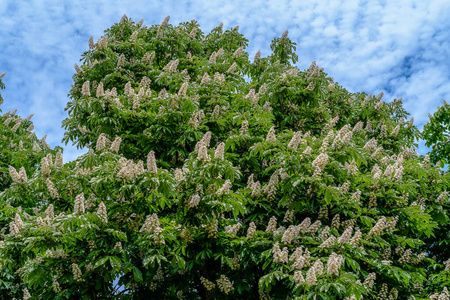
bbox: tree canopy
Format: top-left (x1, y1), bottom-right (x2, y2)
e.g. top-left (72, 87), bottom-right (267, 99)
top-left (1, 15), bottom-right (450, 300)
top-left (423, 101), bottom-right (450, 164)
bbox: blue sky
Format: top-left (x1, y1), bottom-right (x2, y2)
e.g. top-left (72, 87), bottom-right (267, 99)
top-left (1, 0), bottom-right (449, 162)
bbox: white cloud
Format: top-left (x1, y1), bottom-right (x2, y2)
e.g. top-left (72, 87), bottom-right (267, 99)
top-left (0, 0), bottom-right (449, 162)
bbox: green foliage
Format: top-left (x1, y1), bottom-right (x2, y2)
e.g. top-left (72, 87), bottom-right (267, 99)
top-left (423, 101), bottom-right (450, 164)
top-left (1, 15), bottom-right (450, 300)
top-left (0, 106), bottom-right (61, 192)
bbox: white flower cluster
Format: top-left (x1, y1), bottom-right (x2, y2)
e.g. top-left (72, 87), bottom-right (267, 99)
top-left (247, 222), bottom-right (256, 239)
top-left (444, 258), bottom-right (450, 271)
top-left (233, 46), bottom-right (243, 56)
top-left (54, 150), bottom-right (63, 167)
top-left (82, 80), bottom-right (90, 96)
top-left (45, 248), bottom-right (67, 259)
top-left (319, 130), bottom-right (334, 152)
top-left (41, 155), bottom-right (51, 177)
top-left (140, 213), bottom-right (163, 234)
top-left (41, 135), bottom-right (50, 149)
top-left (78, 125), bottom-right (89, 134)
top-left (46, 178), bottom-right (60, 199)
top-left (372, 164), bottom-right (382, 180)
top-left (227, 62), bottom-right (237, 74)
top-left (306, 61), bottom-right (322, 77)
top-left (15, 213), bottom-right (23, 231)
top-left (305, 81), bottom-right (316, 92)
top-left (8, 166), bottom-right (27, 182)
top-left (369, 216), bottom-right (386, 236)
top-left (283, 209), bottom-right (294, 223)
top-left (36, 216), bottom-right (51, 227)
top-left (180, 227), bottom-right (193, 243)
top-left (263, 169), bottom-right (280, 200)
top-left (205, 217), bottom-right (218, 238)
top-left (110, 136), bottom-right (122, 153)
top-left (147, 151), bottom-right (158, 173)
top-left (23, 288), bottom-right (31, 300)
top-left (117, 158), bottom-right (145, 180)
top-left (240, 120), bottom-right (249, 135)
top-left (379, 125), bottom-right (388, 138)
top-left (186, 194), bottom-right (201, 209)
top-left (351, 121), bottom-right (363, 134)
top-left (97, 202), bottom-right (108, 223)
top-left (266, 216), bottom-right (277, 233)
top-left (312, 153), bottom-right (329, 172)
top-left (52, 276), bottom-right (61, 293)
top-left (225, 222), bottom-right (242, 236)
top-left (393, 165), bottom-right (403, 181)
top-left (266, 127), bottom-right (276, 142)
top-left (142, 51), bottom-right (155, 64)
top-left (297, 218), bottom-right (311, 234)
top-left (76, 162), bottom-right (92, 176)
top-left (349, 228), bottom-right (362, 246)
top-left (335, 125), bottom-right (353, 148)
top-left (196, 132), bottom-right (212, 161)
top-left (293, 271), bottom-right (305, 284)
top-left (9, 220), bottom-right (20, 235)
top-left (331, 214), bottom-right (340, 229)
top-left (398, 249), bottom-right (413, 264)
top-left (113, 242), bottom-right (123, 252)
top-left (321, 225), bottom-right (331, 240)
top-left (200, 276), bottom-right (215, 291)
top-left (74, 193), bottom-right (85, 214)
top-left (273, 242), bottom-right (289, 263)
top-left (391, 125), bottom-right (400, 136)
top-left (385, 216), bottom-right (399, 231)
top-left (363, 272), bottom-right (376, 289)
top-left (429, 287), bottom-right (450, 300)
top-left (337, 226), bottom-right (353, 244)
top-left (252, 50), bottom-right (261, 62)
top-left (327, 252), bottom-right (343, 276)
top-left (364, 137), bottom-right (378, 152)
top-left (216, 274), bottom-right (234, 294)
top-left (174, 168), bottom-right (184, 181)
top-left (71, 263), bottom-right (83, 282)
top-left (350, 190), bottom-right (362, 204)
top-left (288, 131), bottom-right (302, 150)
top-left (201, 72), bottom-right (211, 84)
top-left (178, 82), bottom-right (188, 97)
top-left (209, 51), bottom-right (218, 63)
top-left (306, 266), bottom-right (317, 286)
top-left (292, 255), bottom-right (307, 270)
top-left (344, 159), bottom-right (358, 175)
top-left (281, 225), bottom-right (297, 244)
top-left (319, 235), bottom-right (336, 248)
top-left (97, 34), bottom-right (108, 49)
top-left (96, 133), bottom-right (107, 151)
top-left (117, 53), bottom-right (126, 68)
top-left (245, 89), bottom-right (259, 105)
top-left (211, 104), bottom-right (221, 118)
top-left (214, 142), bottom-right (225, 160)
top-left (31, 141), bottom-right (41, 152)
top-left (11, 118), bottom-right (23, 132)
top-left (45, 204), bottom-right (54, 219)
top-left (216, 179), bottom-right (231, 195)
top-left (96, 82), bottom-right (105, 97)
top-left (162, 59), bottom-right (179, 72)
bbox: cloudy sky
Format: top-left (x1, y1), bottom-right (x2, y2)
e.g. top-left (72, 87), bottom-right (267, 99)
top-left (1, 0), bottom-right (449, 162)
